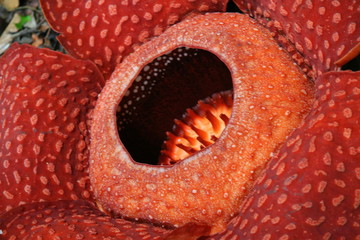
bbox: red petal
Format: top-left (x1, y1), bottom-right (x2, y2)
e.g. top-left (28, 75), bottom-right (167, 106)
top-left (210, 71), bottom-right (360, 239)
top-left (0, 43), bottom-right (104, 213)
top-left (0, 200), bottom-right (170, 239)
top-left (40, 0), bottom-right (228, 79)
top-left (234, 0), bottom-right (360, 76)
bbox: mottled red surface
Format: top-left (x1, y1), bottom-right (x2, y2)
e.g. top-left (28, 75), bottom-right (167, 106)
top-left (40, 0), bottom-right (228, 79)
top-left (234, 0), bottom-right (360, 77)
top-left (0, 43), bottom-right (104, 213)
top-left (208, 71), bottom-right (360, 239)
top-left (0, 200), bottom-right (170, 239)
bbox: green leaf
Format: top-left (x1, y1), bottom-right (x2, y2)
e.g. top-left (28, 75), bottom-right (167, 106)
top-left (15, 15), bottom-right (32, 30)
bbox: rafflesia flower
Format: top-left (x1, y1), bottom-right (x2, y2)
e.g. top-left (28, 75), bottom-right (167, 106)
top-left (0, 0), bottom-right (359, 239)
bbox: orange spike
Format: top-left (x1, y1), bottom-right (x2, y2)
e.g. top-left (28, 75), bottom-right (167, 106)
top-left (159, 90), bottom-right (233, 165)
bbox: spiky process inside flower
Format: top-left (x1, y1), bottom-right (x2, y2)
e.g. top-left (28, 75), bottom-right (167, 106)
top-left (159, 90), bottom-right (233, 165)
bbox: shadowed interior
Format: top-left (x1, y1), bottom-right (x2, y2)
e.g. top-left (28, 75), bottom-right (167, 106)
top-left (117, 48), bottom-right (232, 164)
top-left (341, 54), bottom-right (360, 71)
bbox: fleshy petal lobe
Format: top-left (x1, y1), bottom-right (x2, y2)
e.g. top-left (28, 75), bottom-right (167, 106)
top-left (234, 0), bottom-right (360, 76)
top-left (0, 200), bottom-right (170, 239)
top-left (40, 0), bottom-right (228, 79)
top-left (0, 43), bottom-right (104, 213)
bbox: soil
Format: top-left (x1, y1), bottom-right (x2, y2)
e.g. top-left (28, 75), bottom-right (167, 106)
top-left (0, 0), bottom-right (64, 55)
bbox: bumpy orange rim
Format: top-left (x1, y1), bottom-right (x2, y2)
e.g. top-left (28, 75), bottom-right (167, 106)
top-left (90, 12), bottom-right (313, 233)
